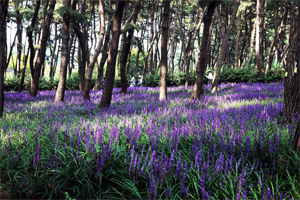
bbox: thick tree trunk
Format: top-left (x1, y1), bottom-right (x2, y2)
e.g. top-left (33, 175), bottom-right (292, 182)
top-left (18, 0), bottom-right (40, 92)
top-left (169, 0), bottom-right (179, 72)
top-left (0, 0), bottom-right (8, 118)
top-left (83, 0), bottom-right (105, 100)
top-left (159, 0), bottom-right (170, 101)
top-left (211, 0), bottom-right (240, 94)
top-left (55, 0), bottom-right (71, 102)
top-left (29, 0), bottom-right (56, 97)
top-left (283, 13), bottom-right (299, 123)
top-left (120, 0), bottom-right (141, 94)
top-left (94, 20), bottom-right (113, 90)
top-left (190, 1), bottom-right (217, 100)
top-left (99, 1), bottom-right (125, 109)
top-left (254, 0), bottom-right (264, 77)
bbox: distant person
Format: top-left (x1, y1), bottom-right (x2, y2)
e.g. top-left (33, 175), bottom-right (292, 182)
top-left (137, 75), bottom-right (143, 87)
top-left (103, 77), bottom-right (105, 87)
top-left (206, 70), bottom-right (213, 85)
top-left (128, 75), bottom-right (136, 87)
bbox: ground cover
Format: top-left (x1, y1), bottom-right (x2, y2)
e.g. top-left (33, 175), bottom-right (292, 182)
top-left (0, 82), bottom-right (299, 199)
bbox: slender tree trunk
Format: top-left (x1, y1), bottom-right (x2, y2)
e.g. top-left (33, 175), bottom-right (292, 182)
top-left (234, 11), bottom-right (242, 68)
top-left (169, 0), bottom-right (179, 72)
top-left (16, 8), bottom-right (23, 77)
top-left (254, 0), bottom-right (264, 77)
top-left (94, 20), bottom-right (113, 90)
top-left (190, 1), bottom-right (217, 100)
top-left (5, 33), bottom-right (17, 72)
top-left (0, 0), bottom-right (8, 118)
top-left (99, 1), bottom-right (125, 109)
top-left (55, 0), bottom-right (71, 102)
top-left (179, 0), bottom-right (186, 70)
top-left (135, 27), bottom-right (144, 74)
top-left (211, 0), bottom-right (240, 93)
top-left (184, 8), bottom-right (207, 91)
top-left (29, 0), bottom-right (56, 97)
top-left (120, 0), bottom-right (141, 94)
top-left (83, 0), bottom-right (105, 100)
top-left (142, 31), bottom-right (160, 77)
top-left (148, 0), bottom-right (155, 74)
top-left (153, 33), bottom-right (159, 70)
top-left (18, 0), bottom-right (40, 92)
top-left (159, 0), bottom-right (170, 101)
top-left (49, 22), bottom-right (57, 79)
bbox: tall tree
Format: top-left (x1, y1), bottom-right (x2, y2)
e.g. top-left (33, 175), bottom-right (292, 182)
top-left (254, 0), bottom-right (265, 77)
top-left (0, 0), bottom-right (8, 118)
top-left (29, 0), bottom-right (56, 97)
top-left (83, 0), bottom-right (105, 100)
top-left (159, 0), bottom-right (170, 101)
top-left (120, 0), bottom-right (141, 94)
top-left (99, 1), bottom-right (126, 109)
top-left (211, 0), bottom-right (240, 94)
top-left (16, 1), bottom-right (23, 77)
top-left (55, 0), bottom-right (71, 102)
top-left (190, 1), bottom-right (217, 100)
top-left (169, 0), bottom-right (179, 72)
top-left (18, 0), bottom-right (41, 92)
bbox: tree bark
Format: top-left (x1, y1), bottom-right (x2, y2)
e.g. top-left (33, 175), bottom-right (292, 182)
top-left (120, 0), bottom-right (141, 94)
top-left (94, 20), bottom-right (113, 91)
top-left (16, 7), bottom-right (23, 77)
top-left (184, 7), bottom-right (207, 91)
top-left (49, 22), bottom-right (57, 79)
top-left (211, 0), bottom-right (240, 94)
top-left (190, 2), bottom-right (217, 100)
top-left (18, 0), bottom-right (41, 92)
top-left (179, 0), bottom-right (186, 70)
top-left (169, 0), bottom-right (179, 72)
top-left (148, 0), bottom-right (155, 74)
top-left (83, 0), bottom-right (105, 100)
top-left (254, 0), bottom-right (265, 77)
top-left (99, 1), bottom-right (125, 109)
top-left (234, 11), bottom-right (242, 68)
top-left (159, 0), bottom-right (170, 101)
top-left (283, 12), bottom-right (299, 123)
top-left (0, 0), bottom-right (8, 118)
top-left (29, 0), bottom-right (56, 97)
top-left (54, 0), bottom-right (71, 102)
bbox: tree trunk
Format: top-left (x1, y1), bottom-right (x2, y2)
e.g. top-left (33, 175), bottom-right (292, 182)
top-left (49, 22), bottom-right (57, 79)
top-left (120, 0), bottom-right (141, 94)
top-left (67, 34), bottom-right (74, 78)
top-left (70, 36), bottom-right (77, 78)
top-left (254, 0), bottom-right (264, 77)
top-left (211, 0), bottom-right (240, 94)
top-left (184, 7), bottom-right (207, 91)
top-left (18, 0), bottom-right (41, 92)
top-left (234, 11), bottom-right (242, 68)
top-left (148, 0), bottom-right (155, 74)
top-left (16, 8), bottom-right (23, 77)
top-left (83, 0), bottom-right (105, 100)
top-left (179, 0), bottom-right (186, 70)
top-left (99, 1), bottom-right (125, 109)
top-left (153, 32), bottom-right (159, 70)
top-left (190, 2), bottom-right (217, 100)
top-left (29, 0), bottom-right (56, 97)
top-left (0, 0), bottom-right (8, 118)
top-left (54, 0), bottom-right (71, 102)
top-left (159, 0), bottom-right (170, 101)
top-left (283, 12), bottom-right (299, 123)
top-left (169, 0), bottom-right (179, 72)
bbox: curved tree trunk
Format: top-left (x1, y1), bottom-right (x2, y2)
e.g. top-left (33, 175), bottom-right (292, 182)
top-left (120, 0), bottom-right (141, 94)
top-left (54, 0), bottom-right (71, 102)
top-left (190, 1), bottom-right (217, 100)
top-left (0, 0), bottom-right (8, 118)
top-left (159, 0), bottom-right (170, 101)
top-left (211, 0), bottom-right (240, 94)
top-left (49, 22), bottom-right (57, 79)
top-left (18, 0), bottom-right (41, 92)
top-left (93, 19), bottom-right (113, 90)
top-left (99, 1), bottom-right (125, 109)
top-left (83, 0), bottom-right (105, 100)
top-left (29, 0), bottom-right (56, 97)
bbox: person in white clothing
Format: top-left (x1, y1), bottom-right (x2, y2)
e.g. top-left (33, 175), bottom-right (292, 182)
top-left (128, 75), bottom-right (136, 87)
top-left (206, 70), bottom-right (213, 84)
top-left (137, 75), bottom-right (143, 87)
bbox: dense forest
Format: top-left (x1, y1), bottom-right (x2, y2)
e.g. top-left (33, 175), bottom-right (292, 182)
top-left (0, 0), bottom-right (300, 199)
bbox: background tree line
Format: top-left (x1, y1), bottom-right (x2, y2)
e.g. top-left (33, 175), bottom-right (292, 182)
top-left (0, 0), bottom-right (299, 124)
